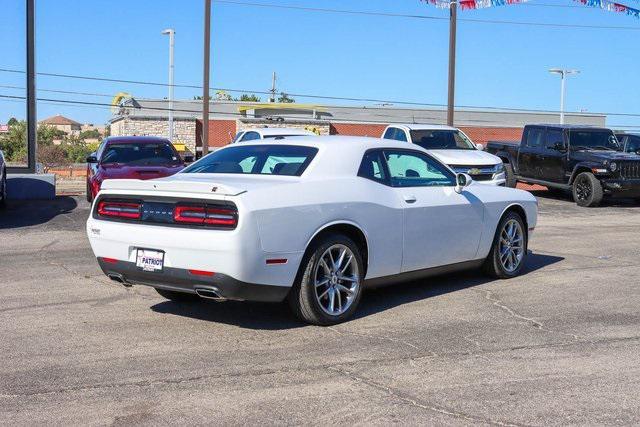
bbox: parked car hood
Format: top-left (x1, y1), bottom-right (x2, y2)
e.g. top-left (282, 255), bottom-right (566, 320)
top-left (101, 173), bottom-right (298, 196)
top-left (571, 150), bottom-right (640, 162)
top-left (427, 149), bottom-right (502, 166)
top-left (100, 164), bottom-right (184, 180)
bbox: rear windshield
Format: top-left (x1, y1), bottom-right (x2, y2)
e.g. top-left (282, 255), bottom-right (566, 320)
top-left (101, 142), bottom-right (181, 165)
top-left (409, 130), bottom-right (475, 150)
top-left (182, 145), bottom-right (318, 176)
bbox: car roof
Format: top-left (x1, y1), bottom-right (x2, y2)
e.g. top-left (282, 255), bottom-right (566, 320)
top-left (386, 123), bottom-right (458, 131)
top-left (232, 135), bottom-right (423, 151)
top-left (104, 136), bottom-right (171, 144)
top-left (242, 127), bottom-right (316, 136)
top-left (527, 124), bottom-right (612, 131)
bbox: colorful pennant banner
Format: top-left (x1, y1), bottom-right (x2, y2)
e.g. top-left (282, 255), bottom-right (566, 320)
top-left (422, 0), bottom-right (640, 18)
top-left (422, 0), bottom-right (529, 10)
top-left (574, 0), bottom-right (640, 18)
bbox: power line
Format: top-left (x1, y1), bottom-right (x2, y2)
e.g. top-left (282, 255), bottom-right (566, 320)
top-left (0, 84), bottom-right (114, 98)
top-left (0, 68), bottom-right (624, 117)
top-left (3, 93), bottom-right (640, 130)
top-left (211, 0), bottom-right (640, 30)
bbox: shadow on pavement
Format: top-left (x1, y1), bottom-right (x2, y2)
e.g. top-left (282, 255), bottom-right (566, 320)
top-left (0, 196), bottom-right (78, 229)
top-left (151, 252), bottom-right (564, 330)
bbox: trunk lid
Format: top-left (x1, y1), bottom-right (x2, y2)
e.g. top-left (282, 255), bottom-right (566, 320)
top-left (100, 173), bottom-right (298, 196)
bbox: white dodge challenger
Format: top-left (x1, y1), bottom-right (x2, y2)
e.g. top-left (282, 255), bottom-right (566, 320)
top-left (87, 136), bottom-right (538, 325)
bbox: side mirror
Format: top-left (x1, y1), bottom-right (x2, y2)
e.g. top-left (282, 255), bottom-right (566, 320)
top-left (553, 141), bottom-right (567, 152)
top-left (475, 143), bottom-right (484, 151)
top-left (455, 173), bottom-right (472, 194)
top-left (86, 155), bottom-right (98, 163)
top-left (183, 155), bottom-right (195, 163)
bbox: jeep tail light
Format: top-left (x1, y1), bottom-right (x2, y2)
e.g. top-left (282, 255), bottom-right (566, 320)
top-left (97, 200), bottom-right (141, 219)
top-left (173, 204), bottom-right (237, 228)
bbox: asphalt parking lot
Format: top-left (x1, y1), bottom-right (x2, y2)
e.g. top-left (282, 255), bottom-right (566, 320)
top-left (1, 190), bottom-right (640, 425)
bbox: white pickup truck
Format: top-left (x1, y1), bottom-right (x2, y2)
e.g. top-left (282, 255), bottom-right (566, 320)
top-left (232, 127), bottom-right (316, 143)
top-left (382, 124), bottom-right (506, 186)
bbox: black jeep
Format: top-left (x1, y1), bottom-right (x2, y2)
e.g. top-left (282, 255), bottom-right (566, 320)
top-left (487, 125), bottom-right (640, 207)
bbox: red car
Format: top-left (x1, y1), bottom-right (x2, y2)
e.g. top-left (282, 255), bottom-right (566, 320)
top-left (86, 136), bottom-right (190, 202)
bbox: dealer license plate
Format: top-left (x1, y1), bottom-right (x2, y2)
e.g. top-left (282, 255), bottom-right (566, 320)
top-left (136, 249), bottom-right (164, 272)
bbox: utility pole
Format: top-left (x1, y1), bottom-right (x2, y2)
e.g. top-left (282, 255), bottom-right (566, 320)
top-left (26, 0), bottom-right (36, 173)
top-left (447, 1), bottom-right (457, 127)
top-left (161, 28), bottom-right (175, 143)
top-left (549, 68), bottom-right (580, 124)
top-left (201, 0), bottom-right (211, 158)
top-left (270, 71), bottom-right (277, 103)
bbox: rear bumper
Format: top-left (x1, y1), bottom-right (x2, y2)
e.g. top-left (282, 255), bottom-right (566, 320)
top-left (98, 258), bottom-right (290, 302)
top-left (602, 178), bottom-right (640, 197)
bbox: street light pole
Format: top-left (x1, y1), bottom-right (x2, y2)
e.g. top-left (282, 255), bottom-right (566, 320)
top-left (447, 1), bottom-right (457, 127)
top-left (202, 0), bottom-right (211, 158)
top-left (161, 28), bottom-right (175, 143)
top-left (549, 68), bottom-right (580, 125)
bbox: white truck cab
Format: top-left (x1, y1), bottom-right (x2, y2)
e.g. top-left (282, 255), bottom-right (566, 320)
top-left (232, 127), bottom-right (316, 143)
top-left (382, 124), bottom-right (506, 186)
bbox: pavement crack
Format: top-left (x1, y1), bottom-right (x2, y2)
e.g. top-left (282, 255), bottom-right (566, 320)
top-left (328, 365), bottom-right (527, 427)
top-left (327, 326), bottom-right (423, 351)
top-left (474, 288), bottom-right (589, 343)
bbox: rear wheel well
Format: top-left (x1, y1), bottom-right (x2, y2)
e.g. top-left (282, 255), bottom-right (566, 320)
top-left (305, 224), bottom-right (369, 276)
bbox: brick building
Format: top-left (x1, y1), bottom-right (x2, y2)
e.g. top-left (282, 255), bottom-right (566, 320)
top-left (109, 97), bottom-right (607, 155)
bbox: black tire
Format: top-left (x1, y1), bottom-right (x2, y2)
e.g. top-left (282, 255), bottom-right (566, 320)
top-left (483, 211), bottom-right (528, 279)
top-left (86, 181), bottom-right (93, 203)
top-left (288, 233), bottom-right (364, 326)
top-left (572, 172), bottom-right (603, 207)
top-left (504, 162), bottom-right (517, 188)
top-left (0, 171), bottom-right (6, 208)
top-left (155, 288), bottom-right (199, 302)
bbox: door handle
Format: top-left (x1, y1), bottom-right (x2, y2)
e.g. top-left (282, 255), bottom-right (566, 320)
top-left (404, 195), bottom-right (417, 204)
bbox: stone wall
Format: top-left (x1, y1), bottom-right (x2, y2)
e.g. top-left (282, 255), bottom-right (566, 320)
top-left (110, 117), bottom-right (197, 153)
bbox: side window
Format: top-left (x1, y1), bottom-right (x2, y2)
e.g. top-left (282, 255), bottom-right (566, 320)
top-left (238, 156), bottom-right (257, 173)
top-left (382, 128), bottom-right (397, 140)
top-left (240, 131), bottom-right (261, 142)
top-left (232, 132), bottom-right (245, 143)
top-left (96, 141), bottom-right (107, 160)
top-left (394, 129), bottom-right (408, 142)
top-left (525, 128), bottom-right (544, 148)
top-left (261, 155), bottom-right (307, 175)
top-left (383, 150), bottom-right (455, 188)
top-left (545, 130), bottom-right (564, 150)
top-left (358, 150), bottom-right (387, 183)
top-left (628, 136), bottom-right (640, 153)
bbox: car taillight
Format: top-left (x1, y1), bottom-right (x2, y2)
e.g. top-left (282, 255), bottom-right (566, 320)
top-left (97, 200), bottom-right (141, 219)
top-left (173, 204), bottom-right (237, 228)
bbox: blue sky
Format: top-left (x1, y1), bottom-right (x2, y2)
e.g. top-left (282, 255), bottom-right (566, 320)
top-left (2, 0), bottom-right (640, 128)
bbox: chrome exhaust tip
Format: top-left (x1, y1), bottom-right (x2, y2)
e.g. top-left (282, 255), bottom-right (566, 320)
top-left (108, 273), bottom-right (132, 287)
top-left (194, 287), bottom-right (226, 301)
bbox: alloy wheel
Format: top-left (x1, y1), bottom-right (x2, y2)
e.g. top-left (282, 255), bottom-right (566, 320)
top-left (575, 177), bottom-right (592, 201)
top-left (313, 244), bottom-right (360, 316)
top-left (499, 219), bottom-right (524, 273)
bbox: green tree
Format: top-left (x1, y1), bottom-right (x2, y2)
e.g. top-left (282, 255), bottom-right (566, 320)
top-left (0, 120), bottom-right (27, 162)
top-left (60, 136), bottom-right (93, 163)
top-left (37, 125), bottom-right (67, 146)
top-left (235, 94), bottom-right (261, 102)
top-left (277, 92), bottom-right (295, 103)
top-left (7, 117), bottom-right (18, 126)
top-left (79, 129), bottom-right (101, 140)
